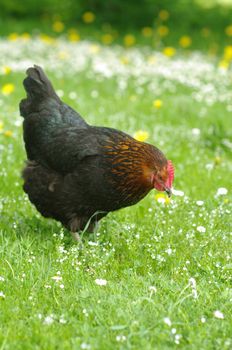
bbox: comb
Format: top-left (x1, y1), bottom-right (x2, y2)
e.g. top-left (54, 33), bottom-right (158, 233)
top-left (166, 160), bottom-right (175, 188)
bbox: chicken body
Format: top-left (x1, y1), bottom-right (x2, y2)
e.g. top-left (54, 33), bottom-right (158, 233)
top-left (20, 66), bottom-right (174, 235)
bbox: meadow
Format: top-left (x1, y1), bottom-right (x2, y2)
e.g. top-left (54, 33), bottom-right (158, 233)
top-left (0, 24), bottom-right (232, 349)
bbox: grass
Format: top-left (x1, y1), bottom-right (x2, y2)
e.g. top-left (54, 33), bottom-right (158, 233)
top-left (0, 33), bottom-right (231, 349)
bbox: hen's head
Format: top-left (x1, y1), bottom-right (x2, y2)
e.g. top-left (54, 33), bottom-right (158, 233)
top-left (151, 160), bottom-right (174, 197)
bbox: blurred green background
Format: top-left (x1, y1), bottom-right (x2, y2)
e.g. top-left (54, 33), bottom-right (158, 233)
top-left (0, 0), bottom-right (232, 54)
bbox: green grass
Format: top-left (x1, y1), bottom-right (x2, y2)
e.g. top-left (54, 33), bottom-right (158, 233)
top-left (0, 37), bottom-right (232, 349)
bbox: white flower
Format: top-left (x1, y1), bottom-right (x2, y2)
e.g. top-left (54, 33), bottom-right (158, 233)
top-left (95, 279), bottom-right (107, 286)
top-left (0, 291), bottom-right (5, 299)
top-left (163, 317), bottom-right (172, 326)
top-left (196, 200), bottom-right (204, 206)
top-left (201, 316), bottom-right (206, 323)
top-left (60, 284), bottom-right (65, 289)
top-left (213, 310), bottom-right (224, 319)
top-left (43, 315), bottom-right (54, 325)
top-left (216, 187), bottom-right (228, 196)
top-left (0, 276), bottom-right (5, 282)
top-left (149, 286), bottom-right (157, 293)
top-left (197, 226), bottom-right (206, 233)
top-left (116, 335), bottom-right (126, 342)
top-left (191, 128), bottom-right (201, 136)
top-left (172, 189), bottom-right (184, 197)
top-left (51, 275), bottom-right (62, 282)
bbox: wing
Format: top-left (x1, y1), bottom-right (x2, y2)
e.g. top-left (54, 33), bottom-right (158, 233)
top-left (31, 126), bottom-right (101, 174)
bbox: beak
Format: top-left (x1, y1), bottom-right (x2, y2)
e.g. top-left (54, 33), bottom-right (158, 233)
top-left (165, 187), bottom-right (172, 197)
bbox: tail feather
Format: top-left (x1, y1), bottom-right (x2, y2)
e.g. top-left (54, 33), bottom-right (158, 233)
top-left (20, 65), bottom-right (60, 117)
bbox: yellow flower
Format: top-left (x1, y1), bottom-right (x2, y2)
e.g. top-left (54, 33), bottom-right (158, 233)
top-left (155, 193), bottom-right (170, 205)
top-left (218, 60), bottom-right (229, 70)
top-left (142, 27), bottom-right (153, 37)
top-left (214, 156), bottom-right (221, 165)
top-left (120, 56), bottom-right (129, 65)
top-left (68, 33), bottom-right (81, 42)
top-left (58, 51), bottom-right (69, 60)
top-left (124, 34), bottom-right (136, 47)
top-left (153, 99), bottom-right (163, 109)
top-left (89, 44), bottom-right (100, 54)
top-left (2, 66), bottom-right (11, 75)
top-left (159, 10), bottom-right (170, 21)
top-left (133, 130), bottom-right (149, 142)
top-left (179, 35), bottom-right (192, 48)
top-left (68, 31), bottom-right (80, 42)
top-left (163, 47), bottom-right (176, 57)
top-left (225, 25), bottom-right (232, 36)
top-left (52, 21), bottom-right (65, 33)
top-left (0, 121), bottom-right (3, 131)
top-left (39, 34), bottom-right (55, 44)
top-left (224, 46), bottom-right (232, 61)
top-left (82, 11), bottom-right (95, 23)
top-left (8, 33), bottom-right (19, 41)
top-left (157, 25), bottom-right (169, 37)
top-left (21, 32), bottom-right (30, 41)
top-left (2, 83), bottom-right (15, 96)
top-left (4, 130), bottom-right (13, 137)
top-left (101, 34), bottom-right (113, 45)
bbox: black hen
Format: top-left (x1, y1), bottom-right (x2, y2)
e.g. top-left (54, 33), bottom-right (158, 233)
top-left (20, 65), bottom-right (174, 239)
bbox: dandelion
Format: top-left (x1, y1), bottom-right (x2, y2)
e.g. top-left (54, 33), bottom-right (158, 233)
top-left (133, 130), bottom-right (149, 142)
top-left (2, 83), bottom-right (15, 95)
top-left (159, 10), bottom-right (170, 21)
top-left (179, 36), bottom-right (192, 48)
top-left (82, 12), bottom-right (95, 24)
top-left (223, 46), bottom-right (232, 62)
top-left (39, 34), bottom-right (55, 44)
top-left (155, 193), bottom-right (171, 205)
top-left (0, 291), bottom-right (5, 299)
top-left (8, 33), bottom-right (18, 41)
top-left (213, 310), bottom-right (224, 319)
top-left (52, 21), bottom-right (65, 33)
top-left (196, 226), bottom-right (206, 233)
top-left (21, 32), bottom-right (30, 41)
top-left (142, 27), bottom-right (153, 37)
top-left (216, 187), bottom-right (228, 196)
top-left (153, 99), bottom-right (163, 109)
top-left (124, 34), bottom-right (136, 47)
top-left (101, 34), bottom-right (113, 45)
top-left (163, 47), bottom-right (176, 57)
top-left (4, 130), bottom-right (13, 137)
top-left (157, 26), bottom-right (169, 37)
top-left (95, 278), bottom-right (107, 286)
top-left (163, 317), bottom-right (172, 326)
top-left (68, 30), bottom-right (80, 42)
top-left (0, 121), bottom-right (3, 131)
top-left (225, 25), bottom-right (232, 36)
top-left (2, 66), bottom-right (11, 75)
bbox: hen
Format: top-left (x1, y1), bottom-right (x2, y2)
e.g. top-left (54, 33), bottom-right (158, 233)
top-left (20, 65), bottom-right (174, 240)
